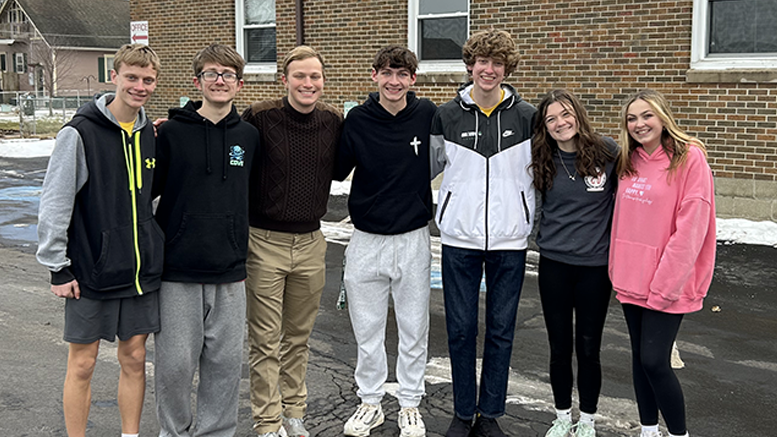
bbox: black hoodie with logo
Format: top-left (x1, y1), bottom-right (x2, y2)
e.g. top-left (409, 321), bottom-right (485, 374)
top-left (153, 100), bottom-right (259, 283)
top-left (335, 91), bottom-right (436, 235)
top-left (36, 94), bottom-right (164, 299)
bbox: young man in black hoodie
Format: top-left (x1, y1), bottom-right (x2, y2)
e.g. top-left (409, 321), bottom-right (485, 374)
top-left (335, 46), bottom-right (437, 437)
top-left (36, 44), bottom-right (163, 437)
top-left (152, 44), bottom-right (259, 437)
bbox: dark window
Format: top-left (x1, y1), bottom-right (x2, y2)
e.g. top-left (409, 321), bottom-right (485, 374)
top-left (417, 0), bottom-right (468, 61)
top-left (243, 0), bottom-right (276, 63)
top-left (245, 27), bottom-right (276, 63)
top-left (709, 0), bottom-right (777, 54)
top-left (420, 16), bottom-right (467, 61)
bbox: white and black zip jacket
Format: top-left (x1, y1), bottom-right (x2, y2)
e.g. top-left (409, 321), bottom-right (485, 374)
top-left (430, 82), bottom-right (537, 251)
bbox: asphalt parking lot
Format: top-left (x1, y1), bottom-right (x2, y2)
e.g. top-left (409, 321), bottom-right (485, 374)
top-left (1, 155), bottom-right (775, 436)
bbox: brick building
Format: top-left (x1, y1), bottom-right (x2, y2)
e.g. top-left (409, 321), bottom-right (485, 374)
top-left (130, 0), bottom-right (777, 222)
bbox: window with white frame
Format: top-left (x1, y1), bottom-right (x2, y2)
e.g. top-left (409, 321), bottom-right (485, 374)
top-left (7, 2), bottom-right (28, 23)
top-left (408, 0), bottom-right (469, 73)
top-left (14, 52), bottom-right (25, 73)
top-left (236, 0), bottom-right (277, 74)
top-left (691, 0), bottom-right (777, 70)
top-left (98, 55), bottom-right (114, 83)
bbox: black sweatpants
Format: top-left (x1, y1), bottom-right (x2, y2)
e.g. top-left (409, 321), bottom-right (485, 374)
top-left (538, 256), bottom-right (612, 414)
top-left (622, 303), bottom-right (686, 435)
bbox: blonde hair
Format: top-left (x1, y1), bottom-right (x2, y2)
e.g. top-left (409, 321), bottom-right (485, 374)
top-left (113, 44), bottom-right (160, 76)
top-left (618, 89), bottom-right (706, 179)
top-left (462, 30), bottom-right (520, 76)
top-left (281, 45), bottom-right (325, 78)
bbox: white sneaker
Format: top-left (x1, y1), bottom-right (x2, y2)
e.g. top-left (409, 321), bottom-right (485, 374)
top-left (282, 417), bottom-right (310, 437)
top-left (344, 403), bottom-right (385, 437)
top-left (573, 421), bottom-right (596, 437)
top-left (640, 430), bottom-right (663, 437)
top-left (398, 407), bottom-right (426, 437)
top-left (545, 418), bottom-right (573, 437)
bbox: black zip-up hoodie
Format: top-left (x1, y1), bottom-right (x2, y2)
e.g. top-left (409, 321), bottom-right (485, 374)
top-left (334, 91), bottom-right (436, 235)
top-left (153, 101), bottom-right (259, 283)
top-left (37, 95), bottom-right (164, 299)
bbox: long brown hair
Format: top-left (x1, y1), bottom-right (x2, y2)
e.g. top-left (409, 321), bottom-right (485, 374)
top-left (531, 89), bottom-right (614, 192)
top-left (617, 89), bottom-right (707, 179)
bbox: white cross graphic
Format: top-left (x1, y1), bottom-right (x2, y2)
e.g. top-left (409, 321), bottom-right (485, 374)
top-left (410, 136), bottom-right (421, 156)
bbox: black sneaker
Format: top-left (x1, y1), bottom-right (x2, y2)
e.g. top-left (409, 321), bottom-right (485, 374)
top-left (445, 415), bottom-right (472, 437)
top-left (470, 415), bottom-right (507, 437)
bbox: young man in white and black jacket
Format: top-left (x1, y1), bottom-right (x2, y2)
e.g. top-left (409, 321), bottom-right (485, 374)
top-left (429, 30), bottom-right (537, 437)
top-left (335, 46), bottom-right (437, 437)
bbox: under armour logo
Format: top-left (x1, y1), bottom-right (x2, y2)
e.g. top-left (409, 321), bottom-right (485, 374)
top-left (145, 158), bottom-right (155, 169)
top-left (410, 136), bottom-right (421, 156)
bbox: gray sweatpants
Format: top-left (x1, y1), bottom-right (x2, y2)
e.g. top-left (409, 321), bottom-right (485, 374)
top-left (344, 226), bottom-right (431, 408)
top-left (154, 281), bottom-right (246, 437)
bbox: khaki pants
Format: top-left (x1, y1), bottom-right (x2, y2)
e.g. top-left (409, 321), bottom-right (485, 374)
top-left (245, 227), bottom-right (326, 433)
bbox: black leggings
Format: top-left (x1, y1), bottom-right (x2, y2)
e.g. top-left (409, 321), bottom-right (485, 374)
top-left (622, 304), bottom-right (686, 435)
top-left (538, 256), bottom-right (612, 414)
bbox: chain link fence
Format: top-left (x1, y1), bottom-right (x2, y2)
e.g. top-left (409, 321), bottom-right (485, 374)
top-left (0, 91), bottom-right (91, 137)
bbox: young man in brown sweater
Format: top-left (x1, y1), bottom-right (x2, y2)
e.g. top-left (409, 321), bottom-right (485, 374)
top-left (241, 45), bottom-right (342, 437)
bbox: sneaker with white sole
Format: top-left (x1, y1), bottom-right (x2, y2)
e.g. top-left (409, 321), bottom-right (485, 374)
top-left (257, 432), bottom-right (280, 437)
top-left (545, 418), bottom-right (573, 437)
top-left (344, 403), bottom-right (385, 437)
top-left (640, 430), bottom-right (663, 437)
top-left (282, 417), bottom-right (310, 437)
top-left (573, 421), bottom-right (596, 437)
top-left (398, 407), bottom-right (426, 437)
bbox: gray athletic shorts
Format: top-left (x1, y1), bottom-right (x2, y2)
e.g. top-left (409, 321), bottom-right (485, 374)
top-left (63, 292), bottom-right (160, 344)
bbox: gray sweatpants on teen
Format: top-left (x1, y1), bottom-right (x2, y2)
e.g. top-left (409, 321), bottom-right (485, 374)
top-left (344, 226), bottom-right (431, 408)
top-left (155, 281), bottom-right (246, 437)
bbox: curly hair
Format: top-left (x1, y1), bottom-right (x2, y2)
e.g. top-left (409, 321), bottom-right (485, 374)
top-left (462, 30), bottom-right (520, 76)
top-left (372, 45), bottom-right (418, 75)
top-left (617, 89), bottom-right (707, 179)
top-left (531, 89), bottom-right (614, 192)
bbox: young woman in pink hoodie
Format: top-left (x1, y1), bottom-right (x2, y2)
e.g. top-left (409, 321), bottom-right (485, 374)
top-left (610, 89), bottom-right (716, 437)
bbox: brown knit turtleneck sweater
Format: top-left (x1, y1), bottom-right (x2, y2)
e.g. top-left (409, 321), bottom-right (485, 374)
top-left (242, 97), bottom-right (343, 233)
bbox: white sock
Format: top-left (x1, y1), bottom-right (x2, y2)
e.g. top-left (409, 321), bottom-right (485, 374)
top-left (641, 424), bottom-right (659, 436)
top-left (121, 434), bottom-right (139, 437)
top-left (669, 433), bottom-right (689, 437)
top-left (579, 412), bottom-right (595, 426)
top-left (556, 408), bottom-right (572, 422)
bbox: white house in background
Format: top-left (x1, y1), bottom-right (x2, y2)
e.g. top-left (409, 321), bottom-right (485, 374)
top-left (0, 0), bottom-right (128, 99)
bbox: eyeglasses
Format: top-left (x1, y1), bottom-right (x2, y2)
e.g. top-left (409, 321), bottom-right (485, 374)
top-left (198, 71), bottom-right (239, 83)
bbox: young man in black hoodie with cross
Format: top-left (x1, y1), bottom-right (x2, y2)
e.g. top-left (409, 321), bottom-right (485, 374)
top-left (152, 44), bottom-right (259, 437)
top-left (335, 45), bottom-right (437, 437)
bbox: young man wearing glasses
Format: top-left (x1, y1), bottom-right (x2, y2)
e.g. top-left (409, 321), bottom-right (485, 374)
top-left (152, 44), bottom-right (259, 437)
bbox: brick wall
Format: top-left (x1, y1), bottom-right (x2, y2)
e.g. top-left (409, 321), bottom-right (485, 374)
top-left (132, 0), bottom-right (777, 220)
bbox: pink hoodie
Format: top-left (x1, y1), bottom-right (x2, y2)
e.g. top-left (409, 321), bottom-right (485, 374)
top-left (609, 145), bottom-right (716, 314)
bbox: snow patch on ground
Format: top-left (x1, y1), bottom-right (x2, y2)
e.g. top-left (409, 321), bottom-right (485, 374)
top-left (716, 218), bottom-right (777, 247)
top-left (0, 139), bottom-right (56, 158)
